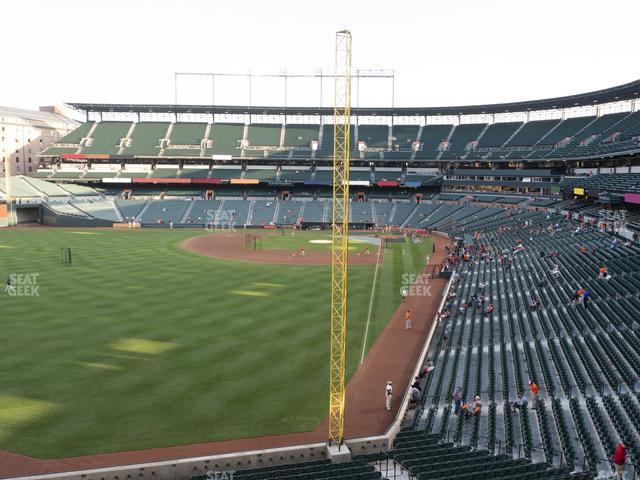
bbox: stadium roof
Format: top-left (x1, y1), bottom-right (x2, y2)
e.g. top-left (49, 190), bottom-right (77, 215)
top-left (67, 78), bottom-right (640, 117)
top-left (0, 105), bottom-right (75, 125)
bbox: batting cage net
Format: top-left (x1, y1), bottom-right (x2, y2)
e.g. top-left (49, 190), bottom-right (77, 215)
top-left (244, 234), bottom-right (263, 250)
top-left (60, 247), bottom-right (72, 266)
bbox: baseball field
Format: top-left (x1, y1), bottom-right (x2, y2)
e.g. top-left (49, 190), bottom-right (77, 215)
top-left (0, 227), bottom-right (432, 459)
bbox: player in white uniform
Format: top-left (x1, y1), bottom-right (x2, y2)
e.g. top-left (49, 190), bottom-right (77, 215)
top-left (385, 381), bottom-right (393, 411)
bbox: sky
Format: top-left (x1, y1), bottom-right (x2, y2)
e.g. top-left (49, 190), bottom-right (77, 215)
top-left (2, 0), bottom-right (639, 111)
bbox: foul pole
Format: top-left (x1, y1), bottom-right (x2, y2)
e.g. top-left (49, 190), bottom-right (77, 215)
top-left (328, 29), bottom-right (352, 446)
top-left (3, 151), bottom-right (12, 226)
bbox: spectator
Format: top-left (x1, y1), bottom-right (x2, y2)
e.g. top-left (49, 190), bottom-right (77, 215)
top-left (444, 322), bottom-right (452, 340)
top-left (582, 289), bottom-right (590, 309)
top-left (419, 361), bottom-right (435, 379)
top-left (571, 290), bottom-right (580, 309)
top-left (409, 386), bottom-right (421, 406)
top-left (452, 386), bottom-right (462, 415)
top-left (512, 392), bottom-right (528, 412)
top-left (529, 298), bottom-right (540, 311)
top-left (472, 395), bottom-right (482, 416)
top-left (528, 380), bottom-right (539, 409)
top-left (613, 442), bottom-right (627, 479)
top-left (411, 376), bottom-right (422, 392)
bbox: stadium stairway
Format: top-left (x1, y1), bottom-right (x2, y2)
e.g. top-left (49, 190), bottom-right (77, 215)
top-left (502, 122), bottom-right (528, 147)
top-left (159, 122), bottom-right (176, 157)
top-left (111, 200), bottom-right (125, 222)
top-left (134, 199), bottom-right (152, 222)
top-left (392, 203), bottom-right (416, 227)
top-left (180, 201), bottom-right (196, 224)
top-left (272, 201), bottom-right (282, 225)
top-left (117, 122), bottom-right (138, 155)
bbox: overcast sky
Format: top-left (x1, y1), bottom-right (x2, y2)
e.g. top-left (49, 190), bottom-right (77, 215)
top-left (3, 0), bottom-right (639, 111)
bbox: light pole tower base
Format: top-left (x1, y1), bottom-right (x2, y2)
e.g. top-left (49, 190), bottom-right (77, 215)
top-left (326, 443), bottom-right (352, 463)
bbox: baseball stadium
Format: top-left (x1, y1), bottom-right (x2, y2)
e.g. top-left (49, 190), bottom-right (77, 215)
top-left (2, 4), bottom-right (640, 480)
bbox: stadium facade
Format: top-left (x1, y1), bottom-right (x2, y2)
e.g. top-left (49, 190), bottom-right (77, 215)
top-left (0, 105), bottom-right (77, 176)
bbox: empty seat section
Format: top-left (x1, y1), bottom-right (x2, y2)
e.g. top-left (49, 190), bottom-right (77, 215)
top-left (218, 200), bottom-right (251, 226)
top-left (440, 124), bottom-right (485, 159)
top-left (478, 122), bottom-right (522, 148)
top-left (301, 201), bottom-right (326, 223)
top-left (210, 168), bottom-right (242, 180)
top-left (82, 122), bottom-right (132, 155)
top-left (206, 123), bottom-right (244, 156)
top-left (318, 124), bottom-right (355, 157)
top-left (140, 200), bottom-right (191, 224)
top-left (249, 200), bottom-right (276, 226)
top-left (185, 200), bottom-right (220, 224)
top-left (72, 200), bottom-right (120, 221)
top-left (56, 121), bottom-right (95, 144)
top-left (246, 124), bottom-right (281, 147)
top-left (245, 168), bottom-right (277, 181)
top-left (283, 124), bottom-right (319, 147)
top-left (122, 122), bottom-right (169, 156)
top-left (276, 200), bottom-right (303, 225)
top-left (506, 119), bottom-right (560, 147)
top-left (358, 125), bottom-right (389, 148)
top-left (166, 122), bottom-right (208, 156)
top-left (415, 125), bottom-right (453, 159)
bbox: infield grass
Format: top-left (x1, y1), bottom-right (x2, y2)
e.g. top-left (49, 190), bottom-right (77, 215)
top-left (0, 228), bottom-right (432, 458)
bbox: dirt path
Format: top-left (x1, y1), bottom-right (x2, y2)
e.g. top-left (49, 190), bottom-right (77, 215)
top-left (182, 232), bottom-right (380, 265)
top-left (0, 236), bottom-right (451, 478)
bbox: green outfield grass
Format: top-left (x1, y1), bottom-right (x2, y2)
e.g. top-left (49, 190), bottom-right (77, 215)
top-left (0, 228), bottom-right (432, 458)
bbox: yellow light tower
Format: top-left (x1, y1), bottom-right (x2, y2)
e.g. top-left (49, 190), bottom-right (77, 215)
top-left (328, 29), bottom-right (352, 446)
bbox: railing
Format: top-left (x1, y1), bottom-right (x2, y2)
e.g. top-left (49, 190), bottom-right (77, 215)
top-left (374, 450), bottom-right (408, 480)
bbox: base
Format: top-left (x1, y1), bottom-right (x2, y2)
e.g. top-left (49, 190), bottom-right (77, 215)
top-left (325, 443), bottom-right (352, 463)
